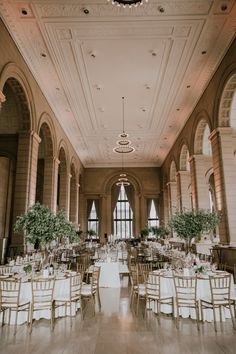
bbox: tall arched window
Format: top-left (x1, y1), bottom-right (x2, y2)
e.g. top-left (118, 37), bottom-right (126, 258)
top-left (88, 201), bottom-right (99, 236)
top-left (113, 184), bottom-right (133, 239)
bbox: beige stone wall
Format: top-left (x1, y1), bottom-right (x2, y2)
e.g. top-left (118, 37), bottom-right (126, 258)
top-left (0, 19), bottom-right (83, 254)
top-left (81, 167), bottom-right (160, 240)
top-left (161, 36), bottom-right (236, 246)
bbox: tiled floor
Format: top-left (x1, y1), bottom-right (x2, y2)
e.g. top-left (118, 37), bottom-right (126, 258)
top-left (1, 278), bottom-right (236, 354)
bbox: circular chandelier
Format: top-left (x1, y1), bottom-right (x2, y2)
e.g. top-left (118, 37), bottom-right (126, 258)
top-left (113, 146), bottom-right (135, 154)
top-left (107, 0), bottom-right (148, 8)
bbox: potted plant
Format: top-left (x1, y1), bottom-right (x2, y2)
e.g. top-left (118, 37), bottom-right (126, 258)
top-left (87, 229), bottom-right (96, 240)
top-left (53, 209), bottom-right (78, 244)
top-left (14, 202), bottom-right (57, 250)
top-left (140, 225), bottom-right (150, 239)
top-left (150, 225), bottom-right (170, 239)
top-left (13, 202), bottom-right (79, 251)
top-left (168, 209), bottom-right (221, 253)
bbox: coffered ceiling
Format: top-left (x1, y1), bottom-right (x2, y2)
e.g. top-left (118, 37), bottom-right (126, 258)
top-left (0, 0), bottom-right (236, 167)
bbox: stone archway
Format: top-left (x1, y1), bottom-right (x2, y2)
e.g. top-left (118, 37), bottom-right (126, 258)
top-left (190, 120), bottom-right (213, 210)
top-left (57, 146), bottom-right (68, 216)
top-left (36, 122), bottom-right (54, 207)
top-left (0, 76), bottom-right (32, 258)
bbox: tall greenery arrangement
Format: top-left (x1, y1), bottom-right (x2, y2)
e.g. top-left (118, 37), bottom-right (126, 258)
top-left (168, 209), bottom-right (221, 251)
top-left (150, 225), bottom-right (170, 238)
top-left (14, 202), bottom-right (78, 248)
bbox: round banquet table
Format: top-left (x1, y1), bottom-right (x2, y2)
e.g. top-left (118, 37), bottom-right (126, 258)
top-left (95, 262), bottom-right (121, 288)
top-left (0, 276), bottom-right (80, 325)
top-left (149, 271), bottom-right (235, 322)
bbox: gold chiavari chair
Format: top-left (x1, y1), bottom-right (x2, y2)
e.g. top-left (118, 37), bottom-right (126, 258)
top-left (0, 278), bottom-right (30, 334)
top-left (30, 277), bottom-right (55, 333)
top-left (146, 272), bottom-right (174, 318)
top-left (218, 263), bottom-right (227, 271)
top-left (173, 274), bottom-right (200, 330)
top-left (200, 274), bottom-right (236, 332)
top-left (54, 273), bottom-right (82, 326)
top-left (0, 266), bottom-right (13, 275)
top-left (81, 266), bottom-right (101, 317)
top-left (77, 263), bottom-right (87, 283)
top-left (129, 266), bottom-right (146, 315)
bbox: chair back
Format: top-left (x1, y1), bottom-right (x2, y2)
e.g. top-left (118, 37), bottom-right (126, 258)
top-left (209, 274), bottom-right (231, 303)
top-left (174, 274), bottom-right (197, 304)
top-left (91, 266), bottom-right (100, 292)
top-left (138, 263), bottom-right (151, 283)
top-left (0, 279), bottom-right (21, 307)
top-left (70, 274), bottom-right (82, 301)
top-left (31, 278), bottom-right (55, 306)
top-left (146, 272), bottom-right (160, 298)
top-left (0, 266), bottom-right (13, 275)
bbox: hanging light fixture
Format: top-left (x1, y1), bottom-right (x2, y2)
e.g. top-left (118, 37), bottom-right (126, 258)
top-left (107, 0), bottom-right (148, 8)
top-left (113, 97), bottom-right (135, 154)
top-left (116, 152), bottom-right (130, 186)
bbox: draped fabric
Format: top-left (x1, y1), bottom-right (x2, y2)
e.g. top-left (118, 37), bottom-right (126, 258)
top-left (111, 185), bottom-right (120, 213)
top-left (87, 199), bottom-right (93, 219)
top-left (154, 198), bottom-right (160, 219)
top-left (147, 198), bottom-right (152, 219)
top-left (124, 184), bottom-right (134, 212)
top-left (94, 199), bottom-right (100, 220)
top-left (111, 185), bottom-right (121, 234)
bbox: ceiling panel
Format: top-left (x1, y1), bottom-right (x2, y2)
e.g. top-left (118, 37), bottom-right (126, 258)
top-left (0, 0), bottom-right (235, 167)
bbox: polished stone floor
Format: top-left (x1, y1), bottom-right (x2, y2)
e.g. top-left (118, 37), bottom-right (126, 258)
top-left (1, 278), bottom-right (236, 354)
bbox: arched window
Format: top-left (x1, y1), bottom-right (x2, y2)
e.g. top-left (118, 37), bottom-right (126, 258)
top-left (113, 184), bottom-right (133, 239)
top-left (88, 201), bottom-right (99, 236)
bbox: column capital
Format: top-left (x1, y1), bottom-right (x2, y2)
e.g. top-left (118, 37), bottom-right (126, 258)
top-left (209, 127), bottom-right (233, 141)
top-left (68, 173), bottom-right (72, 179)
top-left (176, 170), bottom-right (190, 177)
top-left (30, 130), bottom-right (41, 144)
top-left (166, 181), bottom-right (177, 187)
top-left (53, 157), bottom-right (60, 165)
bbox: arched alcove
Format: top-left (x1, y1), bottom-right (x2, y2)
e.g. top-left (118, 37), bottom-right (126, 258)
top-left (194, 120), bottom-right (212, 156)
top-left (36, 122), bottom-right (54, 206)
top-left (57, 146), bottom-right (68, 213)
top-left (69, 163), bottom-right (77, 224)
top-left (0, 75), bottom-right (32, 259)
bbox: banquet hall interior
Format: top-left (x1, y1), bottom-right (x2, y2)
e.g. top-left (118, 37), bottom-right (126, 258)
top-left (0, 1), bottom-right (236, 353)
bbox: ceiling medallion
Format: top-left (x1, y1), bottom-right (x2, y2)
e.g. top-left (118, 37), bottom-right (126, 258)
top-left (107, 0), bottom-right (148, 8)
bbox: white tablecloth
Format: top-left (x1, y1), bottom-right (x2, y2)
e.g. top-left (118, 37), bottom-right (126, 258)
top-left (0, 277), bottom-right (80, 325)
top-left (149, 272), bottom-right (235, 322)
top-left (95, 262), bottom-right (120, 288)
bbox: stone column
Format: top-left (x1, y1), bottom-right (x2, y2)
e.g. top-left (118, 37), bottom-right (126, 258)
top-left (167, 182), bottom-right (177, 216)
top-left (66, 173), bottom-right (72, 219)
top-left (133, 192), bottom-right (140, 237)
top-left (159, 185), bottom-right (169, 224)
top-left (12, 131), bottom-right (41, 248)
top-left (51, 158), bottom-right (60, 213)
top-left (209, 128), bottom-right (236, 245)
top-left (69, 176), bottom-right (78, 224)
top-left (176, 171), bottom-right (191, 211)
top-left (27, 131), bottom-right (41, 207)
top-left (100, 194), bottom-right (107, 244)
top-left (189, 155), bottom-right (212, 210)
top-left (43, 156), bottom-right (55, 209)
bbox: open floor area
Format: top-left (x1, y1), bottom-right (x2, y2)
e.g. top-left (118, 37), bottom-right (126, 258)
top-left (1, 283), bottom-right (236, 354)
